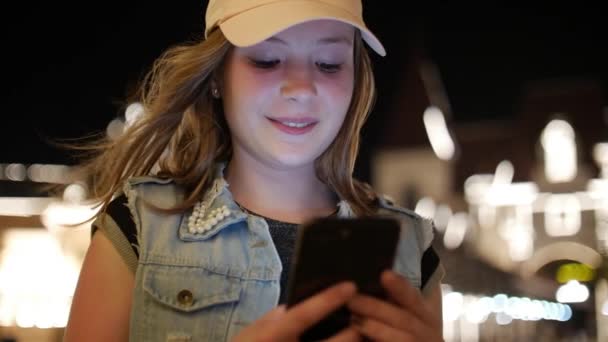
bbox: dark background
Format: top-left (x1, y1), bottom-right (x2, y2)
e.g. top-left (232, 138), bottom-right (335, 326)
top-left (3, 2), bottom-right (607, 165)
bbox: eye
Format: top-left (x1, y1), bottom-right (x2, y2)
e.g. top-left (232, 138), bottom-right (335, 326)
top-left (316, 62), bottom-right (342, 73)
top-left (249, 58), bottom-right (280, 69)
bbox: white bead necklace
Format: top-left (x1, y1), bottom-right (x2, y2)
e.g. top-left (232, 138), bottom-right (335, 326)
top-left (187, 201), bottom-right (232, 234)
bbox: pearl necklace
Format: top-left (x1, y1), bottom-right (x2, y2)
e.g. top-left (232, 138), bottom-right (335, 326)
top-left (187, 201), bottom-right (232, 234)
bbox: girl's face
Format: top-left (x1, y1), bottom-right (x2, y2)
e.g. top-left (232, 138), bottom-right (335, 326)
top-left (222, 20), bottom-right (355, 170)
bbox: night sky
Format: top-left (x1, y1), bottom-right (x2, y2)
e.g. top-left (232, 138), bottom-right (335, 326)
top-left (3, 2), bottom-right (607, 165)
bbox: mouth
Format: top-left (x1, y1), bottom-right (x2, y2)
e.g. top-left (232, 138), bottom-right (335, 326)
top-left (267, 116), bottom-right (319, 135)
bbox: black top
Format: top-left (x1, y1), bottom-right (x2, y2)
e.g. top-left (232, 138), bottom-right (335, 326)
top-left (97, 194), bottom-right (440, 303)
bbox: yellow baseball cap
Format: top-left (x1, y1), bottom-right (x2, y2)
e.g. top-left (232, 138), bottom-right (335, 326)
top-left (205, 0), bottom-right (386, 56)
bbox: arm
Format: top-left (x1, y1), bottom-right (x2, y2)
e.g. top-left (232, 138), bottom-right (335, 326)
top-left (63, 231), bottom-right (134, 342)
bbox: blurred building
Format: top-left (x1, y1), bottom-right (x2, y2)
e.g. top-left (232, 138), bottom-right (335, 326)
top-left (0, 168), bottom-right (91, 342)
top-left (370, 48), bottom-right (608, 341)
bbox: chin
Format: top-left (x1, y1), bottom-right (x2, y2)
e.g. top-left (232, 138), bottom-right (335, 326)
top-left (268, 149), bottom-right (323, 169)
top-left (271, 156), bottom-right (316, 169)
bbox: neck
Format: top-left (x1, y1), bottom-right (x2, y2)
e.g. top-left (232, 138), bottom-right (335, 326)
top-left (224, 154), bottom-right (337, 224)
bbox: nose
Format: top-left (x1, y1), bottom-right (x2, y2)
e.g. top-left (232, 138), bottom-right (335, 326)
top-left (280, 64), bottom-right (317, 102)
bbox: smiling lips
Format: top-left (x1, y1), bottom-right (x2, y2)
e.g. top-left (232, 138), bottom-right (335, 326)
top-left (267, 116), bottom-right (318, 135)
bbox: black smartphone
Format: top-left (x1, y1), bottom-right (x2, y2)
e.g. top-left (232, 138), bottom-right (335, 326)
top-left (285, 216), bottom-right (401, 341)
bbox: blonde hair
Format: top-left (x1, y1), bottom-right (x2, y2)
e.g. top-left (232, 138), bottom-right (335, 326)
top-left (70, 28), bottom-right (379, 218)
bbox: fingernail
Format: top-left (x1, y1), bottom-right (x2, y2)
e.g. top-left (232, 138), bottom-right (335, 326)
top-left (340, 282), bottom-right (357, 295)
top-left (383, 270), bottom-right (397, 281)
top-left (265, 305), bottom-right (287, 321)
top-left (272, 305), bottom-right (287, 317)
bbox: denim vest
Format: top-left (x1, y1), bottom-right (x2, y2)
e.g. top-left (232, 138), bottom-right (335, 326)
top-left (123, 169), bottom-right (435, 342)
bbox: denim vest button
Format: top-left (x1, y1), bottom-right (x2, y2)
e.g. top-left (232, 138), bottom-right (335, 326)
top-left (177, 289), bottom-right (194, 306)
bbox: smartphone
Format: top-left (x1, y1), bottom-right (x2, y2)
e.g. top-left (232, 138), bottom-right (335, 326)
top-left (285, 216), bottom-right (401, 341)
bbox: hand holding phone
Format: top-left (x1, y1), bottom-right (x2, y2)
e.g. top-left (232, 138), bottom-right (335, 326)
top-left (231, 282), bottom-right (359, 342)
top-left (285, 217), bottom-right (401, 341)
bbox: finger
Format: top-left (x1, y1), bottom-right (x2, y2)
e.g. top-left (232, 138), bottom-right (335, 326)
top-left (381, 270), bottom-right (436, 324)
top-left (257, 305), bottom-right (287, 323)
top-left (347, 294), bottom-right (426, 336)
top-left (232, 306), bottom-right (288, 342)
top-left (353, 316), bottom-right (415, 342)
top-left (326, 327), bottom-right (363, 342)
top-left (278, 282), bottom-right (357, 338)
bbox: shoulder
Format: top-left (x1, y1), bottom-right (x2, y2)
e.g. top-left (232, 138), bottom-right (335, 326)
top-left (374, 194), bottom-right (436, 253)
top-left (122, 175), bottom-right (185, 209)
top-left (125, 175), bottom-right (176, 189)
top-left (375, 194), bottom-right (418, 218)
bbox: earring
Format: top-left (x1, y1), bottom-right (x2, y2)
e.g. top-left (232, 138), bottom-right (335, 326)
top-left (211, 83), bottom-right (220, 99)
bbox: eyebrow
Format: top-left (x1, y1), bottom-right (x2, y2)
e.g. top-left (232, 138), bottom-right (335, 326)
top-left (265, 36), bottom-right (353, 46)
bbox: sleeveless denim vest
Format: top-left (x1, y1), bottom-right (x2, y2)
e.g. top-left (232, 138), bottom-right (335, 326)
top-left (123, 168), bottom-right (435, 342)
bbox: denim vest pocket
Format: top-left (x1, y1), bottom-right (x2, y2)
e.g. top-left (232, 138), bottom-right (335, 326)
top-left (143, 265), bottom-right (242, 312)
top-left (137, 265), bottom-right (243, 341)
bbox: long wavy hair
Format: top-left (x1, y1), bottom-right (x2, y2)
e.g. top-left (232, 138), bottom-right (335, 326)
top-left (69, 28), bottom-right (380, 218)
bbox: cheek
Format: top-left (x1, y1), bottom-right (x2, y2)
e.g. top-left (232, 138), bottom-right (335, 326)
top-left (225, 68), bottom-right (278, 116)
top-left (321, 74), bottom-right (354, 115)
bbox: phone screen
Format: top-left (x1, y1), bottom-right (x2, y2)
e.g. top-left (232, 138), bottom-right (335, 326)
top-left (285, 217), bottom-right (401, 341)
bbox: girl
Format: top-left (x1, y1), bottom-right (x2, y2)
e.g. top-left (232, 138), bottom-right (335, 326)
top-left (64, 0), bottom-right (445, 341)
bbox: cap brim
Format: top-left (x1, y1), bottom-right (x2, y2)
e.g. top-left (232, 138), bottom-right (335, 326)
top-left (218, 0), bottom-right (386, 56)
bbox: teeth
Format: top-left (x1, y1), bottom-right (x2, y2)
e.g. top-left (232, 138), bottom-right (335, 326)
top-left (280, 121), bottom-right (311, 128)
